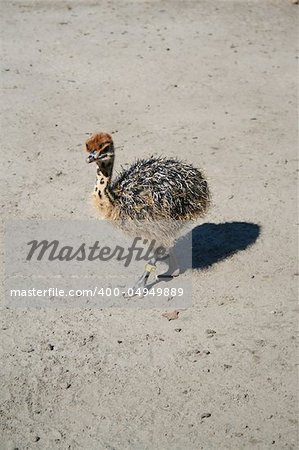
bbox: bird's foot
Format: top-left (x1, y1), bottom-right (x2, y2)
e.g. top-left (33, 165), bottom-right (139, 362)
top-left (157, 268), bottom-right (180, 279)
top-left (156, 252), bottom-right (180, 279)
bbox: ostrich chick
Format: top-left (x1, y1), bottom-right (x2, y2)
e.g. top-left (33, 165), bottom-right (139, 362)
top-left (85, 132), bottom-right (210, 293)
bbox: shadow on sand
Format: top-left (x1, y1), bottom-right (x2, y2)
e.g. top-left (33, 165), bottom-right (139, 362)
top-left (146, 222), bottom-right (261, 290)
top-left (175, 221), bottom-right (261, 273)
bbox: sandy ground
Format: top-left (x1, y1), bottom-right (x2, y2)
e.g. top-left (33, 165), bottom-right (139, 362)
top-left (0, 1), bottom-right (298, 449)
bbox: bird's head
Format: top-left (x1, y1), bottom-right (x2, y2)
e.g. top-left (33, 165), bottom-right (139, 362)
top-left (85, 132), bottom-right (114, 164)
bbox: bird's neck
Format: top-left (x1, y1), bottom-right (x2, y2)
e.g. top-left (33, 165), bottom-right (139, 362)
top-left (97, 158), bottom-right (114, 180)
top-left (94, 159), bottom-right (115, 205)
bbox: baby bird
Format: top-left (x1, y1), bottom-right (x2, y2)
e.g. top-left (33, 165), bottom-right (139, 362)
top-left (85, 132), bottom-right (210, 292)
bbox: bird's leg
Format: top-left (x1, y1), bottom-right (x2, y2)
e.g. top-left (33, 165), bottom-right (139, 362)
top-left (157, 249), bottom-right (180, 279)
top-left (133, 256), bottom-right (157, 290)
top-left (124, 256), bottom-right (157, 297)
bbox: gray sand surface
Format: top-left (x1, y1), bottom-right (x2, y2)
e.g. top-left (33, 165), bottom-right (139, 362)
top-left (0, 1), bottom-right (298, 449)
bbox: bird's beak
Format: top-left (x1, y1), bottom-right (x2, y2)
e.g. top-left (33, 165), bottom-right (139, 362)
top-left (86, 150), bottom-right (100, 163)
top-left (86, 143), bottom-right (112, 163)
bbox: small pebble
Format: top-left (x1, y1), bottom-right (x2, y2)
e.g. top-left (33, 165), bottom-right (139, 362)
top-left (224, 364), bottom-right (232, 369)
top-left (206, 329), bottom-right (216, 337)
top-left (270, 310), bottom-right (283, 316)
top-left (21, 346), bottom-right (34, 353)
top-left (201, 412), bottom-right (211, 419)
top-left (162, 310), bottom-right (179, 321)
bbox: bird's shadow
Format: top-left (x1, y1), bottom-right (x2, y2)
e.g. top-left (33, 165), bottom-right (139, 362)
top-left (151, 222), bottom-right (261, 287)
top-left (175, 221), bottom-right (261, 273)
top-left (149, 221), bottom-right (260, 281)
top-left (146, 221), bottom-right (261, 290)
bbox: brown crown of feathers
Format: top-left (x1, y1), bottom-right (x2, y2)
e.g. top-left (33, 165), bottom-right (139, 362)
top-left (85, 132), bottom-right (113, 153)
